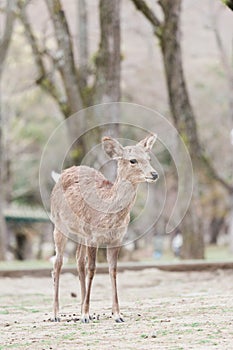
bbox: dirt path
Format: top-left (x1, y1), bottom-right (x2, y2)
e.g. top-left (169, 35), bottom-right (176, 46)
top-left (1, 269), bottom-right (233, 350)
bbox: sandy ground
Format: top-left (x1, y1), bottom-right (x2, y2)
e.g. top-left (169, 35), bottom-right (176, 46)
top-left (1, 268), bottom-right (233, 350)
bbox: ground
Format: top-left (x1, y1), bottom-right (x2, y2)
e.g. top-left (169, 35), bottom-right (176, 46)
top-left (1, 268), bottom-right (233, 350)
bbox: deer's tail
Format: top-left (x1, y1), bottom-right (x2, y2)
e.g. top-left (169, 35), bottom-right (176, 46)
top-left (51, 171), bottom-right (61, 183)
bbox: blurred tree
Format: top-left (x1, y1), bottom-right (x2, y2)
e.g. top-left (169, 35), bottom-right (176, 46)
top-left (222, 0), bottom-right (233, 10)
top-left (218, 0), bottom-right (233, 252)
top-left (210, 6), bottom-right (233, 122)
top-left (94, 0), bottom-right (121, 136)
top-left (0, 0), bottom-right (16, 260)
top-left (131, 0), bottom-right (233, 258)
top-left (210, 5), bottom-right (233, 249)
top-left (77, 0), bottom-right (89, 91)
top-left (17, 0), bottom-right (121, 162)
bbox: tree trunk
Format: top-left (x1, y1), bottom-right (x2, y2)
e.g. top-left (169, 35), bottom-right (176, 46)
top-left (94, 0), bottom-right (121, 138)
top-left (209, 217), bottom-right (224, 244)
top-left (0, 92), bottom-right (7, 260)
top-left (229, 194), bottom-right (233, 253)
top-left (45, 0), bottom-right (83, 114)
top-left (159, 0), bottom-right (205, 258)
top-left (0, 0), bottom-right (15, 260)
top-left (180, 200), bottom-right (204, 259)
top-left (0, 125), bottom-right (7, 260)
top-left (45, 0), bottom-right (87, 164)
top-left (159, 0), bottom-right (201, 159)
top-left (77, 0), bottom-right (89, 90)
top-left (87, 0), bottom-right (122, 182)
top-left (95, 0), bottom-right (121, 104)
top-left (132, 0), bottom-right (233, 258)
top-left (20, 0), bottom-right (122, 164)
top-left (211, 7), bottom-right (233, 251)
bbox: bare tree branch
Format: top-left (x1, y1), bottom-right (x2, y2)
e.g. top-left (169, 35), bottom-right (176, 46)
top-left (202, 155), bottom-right (233, 193)
top-left (77, 0), bottom-right (89, 88)
top-left (0, 0), bottom-right (15, 76)
top-left (17, 1), bottom-right (70, 116)
top-left (17, 2), bottom-right (45, 79)
top-left (131, 0), bottom-right (161, 37)
top-left (45, 0), bottom-right (83, 114)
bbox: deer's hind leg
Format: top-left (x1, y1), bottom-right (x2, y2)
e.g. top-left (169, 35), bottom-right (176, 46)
top-left (52, 228), bottom-right (67, 321)
top-left (81, 246), bottom-right (97, 323)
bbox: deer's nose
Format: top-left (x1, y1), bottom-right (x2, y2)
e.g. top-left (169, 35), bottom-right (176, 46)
top-left (151, 172), bottom-right (158, 180)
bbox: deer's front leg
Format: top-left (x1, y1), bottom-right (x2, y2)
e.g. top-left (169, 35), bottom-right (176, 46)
top-left (76, 244), bottom-right (86, 313)
top-left (107, 246), bottom-right (124, 323)
top-left (52, 228), bottom-right (67, 322)
top-left (81, 246), bottom-right (97, 323)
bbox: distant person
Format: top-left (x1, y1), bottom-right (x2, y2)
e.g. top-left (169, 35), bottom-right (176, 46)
top-left (171, 231), bottom-right (183, 257)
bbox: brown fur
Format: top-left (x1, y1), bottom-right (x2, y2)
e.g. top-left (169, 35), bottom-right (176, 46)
top-left (51, 134), bottom-right (158, 323)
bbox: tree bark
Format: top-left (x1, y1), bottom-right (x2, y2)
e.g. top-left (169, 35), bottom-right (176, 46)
top-left (0, 0), bottom-right (16, 260)
top-left (211, 9), bottom-right (233, 122)
top-left (19, 0), bottom-right (122, 164)
top-left (94, 0), bottom-right (121, 138)
top-left (45, 0), bottom-right (83, 114)
top-left (17, 1), bottom-right (70, 116)
top-left (132, 0), bottom-right (205, 258)
top-left (45, 0), bottom-right (87, 164)
top-left (77, 0), bottom-right (89, 90)
top-left (159, 0), bottom-right (202, 160)
top-left (209, 217), bottom-right (224, 244)
top-left (131, 0), bottom-right (233, 193)
top-left (95, 0), bottom-right (121, 104)
top-left (229, 194), bottom-right (233, 253)
top-left (159, 0), bottom-right (205, 258)
top-left (132, 0), bottom-right (233, 258)
top-left (210, 9), bottom-right (233, 252)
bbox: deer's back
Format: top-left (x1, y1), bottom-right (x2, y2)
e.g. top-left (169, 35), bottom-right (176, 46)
top-left (51, 166), bottom-right (129, 245)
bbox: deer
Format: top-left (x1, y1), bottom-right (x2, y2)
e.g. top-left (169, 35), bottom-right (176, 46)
top-left (50, 134), bottom-right (159, 323)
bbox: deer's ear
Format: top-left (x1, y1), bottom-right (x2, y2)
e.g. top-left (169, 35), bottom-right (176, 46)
top-left (102, 137), bottom-right (124, 159)
top-left (138, 134), bottom-right (157, 151)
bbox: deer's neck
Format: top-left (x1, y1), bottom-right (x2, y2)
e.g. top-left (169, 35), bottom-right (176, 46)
top-left (109, 176), bottom-right (138, 214)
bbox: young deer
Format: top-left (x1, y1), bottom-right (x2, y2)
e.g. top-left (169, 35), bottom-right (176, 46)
top-left (51, 134), bottom-right (158, 323)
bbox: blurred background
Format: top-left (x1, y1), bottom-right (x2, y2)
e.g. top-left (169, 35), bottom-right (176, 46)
top-left (0, 0), bottom-right (232, 265)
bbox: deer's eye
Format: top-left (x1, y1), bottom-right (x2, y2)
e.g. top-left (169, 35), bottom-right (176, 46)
top-left (130, 159), bottom-right (138, 164)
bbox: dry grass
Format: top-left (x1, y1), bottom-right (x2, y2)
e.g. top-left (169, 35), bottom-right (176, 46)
top-left (1, 268), bottom-right (233, 349)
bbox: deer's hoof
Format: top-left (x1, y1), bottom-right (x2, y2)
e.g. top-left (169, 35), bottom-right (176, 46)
top-left (81, 314), bottom-right (90, 323)
top-left (53, 317), bottom-right (60, 322)
top-left (115, 317), bottom-right (124, 323)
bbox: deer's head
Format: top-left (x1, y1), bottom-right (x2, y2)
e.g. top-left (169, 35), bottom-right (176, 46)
top-left (102, 134), bottom-right (159, 185)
